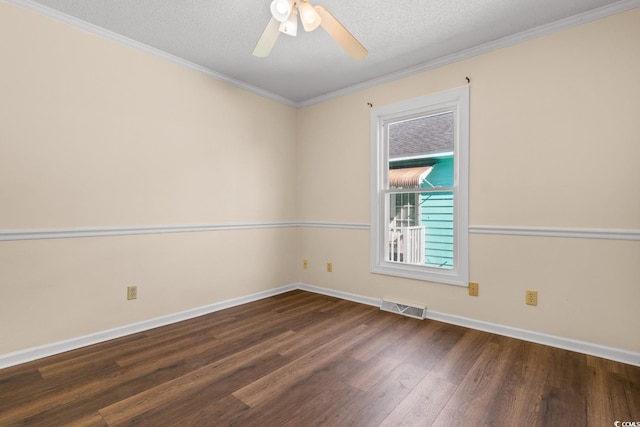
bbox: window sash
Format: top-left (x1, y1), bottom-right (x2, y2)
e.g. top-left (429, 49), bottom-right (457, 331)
top-left (384, 187), bottom-right (455, 195)
top-left (384, 190), bottom-right (455, 269)
top-left (370, 85), bottom-right (469, 286)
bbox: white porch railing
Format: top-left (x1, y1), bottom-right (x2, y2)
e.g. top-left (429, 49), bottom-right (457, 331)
top-left (388, 226), bottom-right (425, 264)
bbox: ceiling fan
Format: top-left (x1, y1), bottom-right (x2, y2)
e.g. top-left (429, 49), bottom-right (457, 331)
top-left (253, 0), bottom-right (367, 60)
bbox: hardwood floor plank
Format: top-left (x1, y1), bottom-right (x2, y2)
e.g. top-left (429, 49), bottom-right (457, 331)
top-left (156, 394), bottom-right (249, 427)
top-left (232, 323), bottom-right (375, 407)
top-left (114, 335), bottom-right (220, 368)
top-left (475, 337), bottom-right (550, 426)
top-left (428, 327), bottom-right (494, 384)
top-left (376, 320), bottom-right (466, 367)
top-left (278, 380), bottom-right (364, 427)
top-left (0, 368), bottom-right (44, 410)
top-left (539, 386), bottom-right (587, 427)
top-left (38, 326), bottom-right (202, 379)
top-left (343, 355), bottom-right (402, 392)
top-left (401, 321), bottom-right (466, 371)
top-left (229, 354), bottom-right (362, 426)
top-left (212, 306), bottom-right (323, 343)
top-left (98, 330), bottom-right (296, 426)
top-left (276, 306), bottom-right (382, 360)
top-left (378, 373), bottom-right (458, 426)
top-left (326, 362), bottom-right (429, 427)
top-left (1, 290), bottom-right (638, 426)
top-left (430, 339), bottom-right (522, 426)
top-left (347, 315), bottom-right (421, 362)
top-left (38, 334), bottom-right (147, 368)
top-left (59, 411), bottom-right (108, 427)
top-left (271, 290), bottom-right (336, 313)
top-left (3, 327), bottom-right (289, 424)
top-left (2, 360), bottom-right (194, 426)
top-left (107, 353), bottom-right (287, 426)
top-left (587, 365), bottom-right (640, 426)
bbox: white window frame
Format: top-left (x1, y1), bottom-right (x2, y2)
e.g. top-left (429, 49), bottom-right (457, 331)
top-left (370, 86), bottom-right (469, 286)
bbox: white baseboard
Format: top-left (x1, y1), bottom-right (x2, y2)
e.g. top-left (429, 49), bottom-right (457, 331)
top-left (0, 284), bottom-right (296, 369)
top-left (2, 282), bottom-right (638, 369)
top-left (297, 283), bottom-right (640, 367)
top-left (296, 283), bottom-right (381, 307)
top-left (424, 310), bottom-right (640, 367)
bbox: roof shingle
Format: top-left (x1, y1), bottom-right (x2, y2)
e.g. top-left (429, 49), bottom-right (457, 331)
top-left (389, 111), bottom-right (454, 159)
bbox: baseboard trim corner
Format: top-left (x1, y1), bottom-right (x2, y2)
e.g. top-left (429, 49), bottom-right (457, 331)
top-left (2, 283), bottom-right (638, 369)
top-left (297, 283), bottom-right (640, 367)
top-left (295, 283), bottom-right (381, 307)
top-left (425, 310), bottom-right (640, 367)
top-left (0, 284), bottom-right (296, 369)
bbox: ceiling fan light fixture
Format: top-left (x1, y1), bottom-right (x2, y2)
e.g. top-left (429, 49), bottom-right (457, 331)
top-left (270, 0), bottom-right (293, 22)
top-left (254, 0), bottom-right (366, 59)
top-left (298, 1), bottom-right (321, 32)
top-left (279, 7), bottom-right (298, 36)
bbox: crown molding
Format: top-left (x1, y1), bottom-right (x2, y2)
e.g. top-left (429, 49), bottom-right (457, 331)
top-left (5, 0), bottom-right (639, 109)
top-left (297, 0), bottom-right (640, 107)
top-left (3, 0), bottom-right (297, 108)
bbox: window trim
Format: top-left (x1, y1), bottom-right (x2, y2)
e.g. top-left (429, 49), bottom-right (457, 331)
top-left (370, 86), bottom-right (469, 286)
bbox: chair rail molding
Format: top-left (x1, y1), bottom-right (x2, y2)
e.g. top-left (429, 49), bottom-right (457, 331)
top-left (2, 223), bottom-right (638, 241)
top-left (468, 225), bottom-right (640, 241)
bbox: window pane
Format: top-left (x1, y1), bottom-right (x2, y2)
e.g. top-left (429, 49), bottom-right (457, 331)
top-left (386, 191), bottom-right (454, 269)
top-left (387, 111), bottom-right (454, 189)
top-left (422, 191), bottom-right (454, 269)
top-left (385, 112), bottom-right (455, 270)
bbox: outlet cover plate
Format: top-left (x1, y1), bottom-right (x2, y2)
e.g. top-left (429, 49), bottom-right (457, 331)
top-left (526, 290), bottom-right (538, 306)
top-left (469, 282), bottom-right (479, 296)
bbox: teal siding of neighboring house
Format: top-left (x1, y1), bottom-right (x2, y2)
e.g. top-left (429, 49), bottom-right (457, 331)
top-left (420, 157), bottom-right (454, 268)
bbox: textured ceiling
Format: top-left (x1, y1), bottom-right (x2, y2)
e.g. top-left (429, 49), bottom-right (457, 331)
top-left (14, 0), bottom-right (639, 106)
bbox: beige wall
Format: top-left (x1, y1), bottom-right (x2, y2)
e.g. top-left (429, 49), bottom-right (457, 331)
top-left (0, 2), bottom-right (297, 353)
top-left (296, 9), bottom-right (640, 352)
top-left (1, 1), bottom-right (639, 357)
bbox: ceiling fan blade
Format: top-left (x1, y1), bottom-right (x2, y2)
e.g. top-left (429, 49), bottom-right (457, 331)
top-left (253, 17), bottom-right (281, 57)
top-left (314, 5), bottom-right (367, 60)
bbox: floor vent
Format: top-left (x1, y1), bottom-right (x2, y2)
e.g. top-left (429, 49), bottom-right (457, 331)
top-left (380, 299), bottom-right (426, 320)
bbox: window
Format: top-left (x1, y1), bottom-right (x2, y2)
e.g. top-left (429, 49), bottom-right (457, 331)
top-left (370, 86), bottom-right (469, 286)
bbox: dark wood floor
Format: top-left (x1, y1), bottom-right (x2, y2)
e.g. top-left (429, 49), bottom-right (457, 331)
top-left (1, 290), bottom-right (638, 426)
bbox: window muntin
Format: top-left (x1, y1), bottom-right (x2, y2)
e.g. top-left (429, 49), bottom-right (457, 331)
top-left (370, 86), bottom-right (469, 286)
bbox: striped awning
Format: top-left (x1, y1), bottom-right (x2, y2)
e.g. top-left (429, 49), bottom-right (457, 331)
top-left (389, 166), bottom-right (432, 188)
